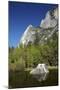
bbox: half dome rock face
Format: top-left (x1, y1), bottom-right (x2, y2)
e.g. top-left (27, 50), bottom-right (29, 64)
top-left (40, 8), bottom-right (58, 28)
top-left (19, 24), bottom-right (36, 46)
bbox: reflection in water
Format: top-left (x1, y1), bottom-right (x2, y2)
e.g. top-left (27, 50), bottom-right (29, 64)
top-left (32, 72), bottom-right (49, 82)
top-left (9, 69), bottom-right (58, 88)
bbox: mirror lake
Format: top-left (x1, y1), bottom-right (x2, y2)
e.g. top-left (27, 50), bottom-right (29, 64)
top-left (9, 69), bottom-right (58, 88)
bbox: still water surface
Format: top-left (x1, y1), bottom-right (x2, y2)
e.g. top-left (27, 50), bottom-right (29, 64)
top-left (9, 69), bottom-right (58, 88)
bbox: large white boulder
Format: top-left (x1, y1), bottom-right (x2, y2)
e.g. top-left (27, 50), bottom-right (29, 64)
top-left (30, 64), bottom-right (49, 75)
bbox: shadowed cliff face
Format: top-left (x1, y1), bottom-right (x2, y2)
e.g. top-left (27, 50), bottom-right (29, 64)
top-left (18, 8), bottom-right (58, 47)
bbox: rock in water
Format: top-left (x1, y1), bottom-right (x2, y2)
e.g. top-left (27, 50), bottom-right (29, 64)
top-left (30, 64), bottom-right (49, 75)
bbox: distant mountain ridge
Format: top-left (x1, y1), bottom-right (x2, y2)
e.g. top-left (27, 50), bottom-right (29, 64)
top-left (18, 8), bottom-right (58, 47)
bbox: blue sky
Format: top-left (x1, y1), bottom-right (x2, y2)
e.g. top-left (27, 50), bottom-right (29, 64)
top-left (9, 1), bottom-right (58, 47)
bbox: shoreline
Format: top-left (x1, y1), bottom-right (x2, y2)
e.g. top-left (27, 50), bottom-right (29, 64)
top-left (25, 66), bottom-right (58, 71)
top-left (9, 66), bottom-right (58, 72)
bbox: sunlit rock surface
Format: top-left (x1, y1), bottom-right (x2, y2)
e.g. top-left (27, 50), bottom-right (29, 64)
top-left (40, 8), bottom-right (58, 28)
top-left (30, 64), bottom-right (49, 75)
top-left (18, 24), bottom-right (35, 46)
top-left (18, 8), bottom-right (58, 47)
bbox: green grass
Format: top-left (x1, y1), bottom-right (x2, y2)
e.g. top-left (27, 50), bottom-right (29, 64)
top-left (48, 66), bottom-right (58, 70)
top-left (24, 68), bottom-right (33, 71)
top-left (24, 66), bottom-right (58, 72)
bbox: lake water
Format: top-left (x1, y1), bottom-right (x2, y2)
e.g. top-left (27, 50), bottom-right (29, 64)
top-left (9, 69), bottom-right (58, 88)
